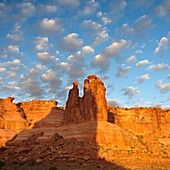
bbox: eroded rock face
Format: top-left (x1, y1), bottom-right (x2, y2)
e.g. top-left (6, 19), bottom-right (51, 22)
top-left (65, 75), bottom-right (108, 123)
top-left (0, 98), bottom-right (58, 146)
top-left (107, 105), bottom-right (170, 137)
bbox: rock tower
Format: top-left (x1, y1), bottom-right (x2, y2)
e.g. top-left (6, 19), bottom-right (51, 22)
top-left (65, 75), bottom-right (108, 123)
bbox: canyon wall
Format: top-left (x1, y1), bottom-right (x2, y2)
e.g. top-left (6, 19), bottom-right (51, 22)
top-left (64, 75), bottom-right (107, 123)
top-left (0, 97), bottom-right (58, 146)
top-left (108, 105), bottom-right (170, 137)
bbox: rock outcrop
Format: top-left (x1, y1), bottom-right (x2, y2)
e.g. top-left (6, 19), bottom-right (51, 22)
top-left (0, 98), bottom-right (58, 146)
top-left (64, 75), bottom-right (107, 123)
top-left (108, 105), bottom-right (170, 137)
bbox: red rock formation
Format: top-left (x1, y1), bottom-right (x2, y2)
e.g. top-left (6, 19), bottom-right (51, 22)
top-left (107, 105), bottom-right (170, 137)
top-left (64, 75), bottom-right (108, 123)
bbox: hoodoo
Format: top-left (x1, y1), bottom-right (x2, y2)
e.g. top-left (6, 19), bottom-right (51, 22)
top-left (64, 75), bottom-right (108, 123)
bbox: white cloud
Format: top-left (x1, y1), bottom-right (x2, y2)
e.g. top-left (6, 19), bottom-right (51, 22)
top-left (154, 37), bottom-right (168, 53)
top-left (135, 74), bottom-right (150, 84)
top-left (126, 55), bottom-right (137, 63)
top-left (136, 60), bottom-right (150, 67)
top-left (38, 18), bottom-right (64, 34)
top-left (116, 65), bottom-right (132, 78)
top-left (164, 105), bottom-right (170, 109)
top-left (80, 20), bottom-right (102, 33)
top-left (0, 59), bottom-right (21, 67)
top-left (144, 101), bottom-right (153, 106)
top-left (37, 52), bottom-right (55, 64)
top-left (91, 39), bottom-right (130, 72)
top-left (32, 37), bottom-right (52, 51)
top-left (147, 63), bottom-right (170, 71)
top-left (118, 15), bottom-right (155, 38)
top-left (155, 80), bottom-right (170, 93)
top-left (14, 2), bottom-right (35, 21)
top-left (7, 23), bottom-right (23, 41)
top-left (154, 103), bottom-right (163, 108)
top-left (92, 29), bottom-right (109, 46)
top-left (97, 11), bottom-right (111, 25)
top-left (121, 86), bottom-right (140, 98)
top-left (107, 99), bottom-right (123, 107)
top-left (0, 68), bottom-right (6, 72)
top-left (57, 33), bottom-right (83, 53)
top-left (67, 46), bottom-right (94, 61)
top-left (41, 69), bottom-right (63, 93)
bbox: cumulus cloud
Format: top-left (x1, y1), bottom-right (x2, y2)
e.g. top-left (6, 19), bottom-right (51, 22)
top-left (116, 64), bottom-right (132, 78)
top-left (67, 46), bottom-right (94, 61)
top-left (80, 20), bottom-right (102, 35)
top-left (147, 63), bottom-right (170, 71)
top-left (14, 2), bottom-right (35, 21)
top-left (117, 15), bottom-right (155, 39)
top-left (7, 23), bottom-right (23, 41)
top-left (32, 37), bottom-right (52, 51)
top-left (126, 55), bottom-right (137, 63)
top-left (154, 103), bottom-right (163, 108)
top-left (78, 0), bottom-right (99, 16)
top-left (0, 59), bottom-right (21, 67)
top-left (37, 52), bottom-right (57, 64)
top-left (57, 33), bottom-right (83, 53)
top-left (20, 64), bottom-right (47, 99)
top-left (121, 86), bottom-right (140, 98)
top-left (107, 99), bottom-right (123, 107)
top-left (38, 18), bottom-right (64, 34)
top-left (97, 11), bottom-right (111, 25)
top-left (135, 74), bottom-right (150, 84)
top-left (92, 28), bottom-right (109, 47)
top-left (41, 69), bottom-right (63, 94)
top-left (155, 80), bottom-right (170, 93)
top-left (0, 68), bottom-right (6, 72)
top-left (136, 60), bottom-right (150, 67)
top-left (154, 37), bottom-right (168, 56)
top-left (167, 74), bottom-right (170, 79)
top-left (91, 39), bottom-right (130, 73)
top-left (164, 105), bottom-right (170, 109)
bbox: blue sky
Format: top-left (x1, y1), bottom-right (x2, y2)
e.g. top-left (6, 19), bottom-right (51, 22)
top-left (0, 0), bottom-right (169, 108)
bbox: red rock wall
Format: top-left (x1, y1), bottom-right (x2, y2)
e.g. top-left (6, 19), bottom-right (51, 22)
top-left (107, 105), bottom-right (170, 137)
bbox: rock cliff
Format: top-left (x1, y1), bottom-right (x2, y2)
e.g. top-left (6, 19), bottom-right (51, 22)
top-left (108, 105), bottom-right (170, 137)
top-left (64, 75), bottom-right (107, 123)
top-left (0, 98), bottom-right (58, 146)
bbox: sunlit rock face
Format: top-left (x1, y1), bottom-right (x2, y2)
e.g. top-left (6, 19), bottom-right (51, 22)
top-left (0, 97), bottom-right (28, 130)
top-left (65, 75), bottom-right (108, 123)
top-left (108, 105), bottom-right (170, 137)
top-left (0, 98), bottom-right (58, 146)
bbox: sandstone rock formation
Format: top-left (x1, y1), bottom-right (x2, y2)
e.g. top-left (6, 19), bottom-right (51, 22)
top-left (64, 75), bottom-right (107, 123)
top-left (0, 98), bottom-right (58, 146)
top-left (108, 105), bottom-right (170, 137)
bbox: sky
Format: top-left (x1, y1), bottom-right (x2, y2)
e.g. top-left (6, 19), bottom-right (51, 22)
top-left (0, 0), bottom-right (170, 108)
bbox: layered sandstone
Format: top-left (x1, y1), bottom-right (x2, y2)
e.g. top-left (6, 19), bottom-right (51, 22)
top-left (64, 75), bottom-right (107, 123)
top-left (108, 105), bottom-right (170, 137)
top-left (0, 98), bottom-right (58, 146)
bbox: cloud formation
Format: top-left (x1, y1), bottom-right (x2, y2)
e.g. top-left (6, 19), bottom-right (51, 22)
top-left (155, 80), bottom-right (170, 93)
top-left (116, 64), bottom-right (132, 78)
top-left (57, 33), bottom-right (83, 53)
top-left (136, 60), bottom-right (150, 67)
top-left (121, 87), bottom-right (140, 98)
top-left (147, 63), bottom-right (170, 71)
top-left (135, 74), bottom-right (150, 84)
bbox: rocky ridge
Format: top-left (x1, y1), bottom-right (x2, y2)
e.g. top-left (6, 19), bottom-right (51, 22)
top-left (0, 75), bottom-right (169, 169)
